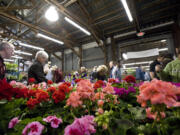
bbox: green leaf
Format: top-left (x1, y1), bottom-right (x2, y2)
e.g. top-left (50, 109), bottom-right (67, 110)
top-left (116, 119), bottom-right (134, 130)
top-left (128, 106), bottom-right (146, 120)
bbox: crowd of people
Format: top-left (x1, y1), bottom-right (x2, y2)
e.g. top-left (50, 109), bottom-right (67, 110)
top-left (0, 41), bottom-right (180, 83)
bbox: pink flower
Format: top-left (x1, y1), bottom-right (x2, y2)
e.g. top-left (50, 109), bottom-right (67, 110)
top-left (66, 91), bottom-right (82, 108)
top-left (146, 107), bottom-right (166, 121)
top-left (8, 117), bottom-right (20, 128)
top-left (64, 115), bottom-right (96, 135)
top-left (98, 108), bottom-right (104, 114)
top-left (10, 81), bottom-right (16, 87)
top-left (94, 92), bottom-right (105, 100)
top-left (43, 116), bottom-right (54, 122)
top-left (64, 126), bottom-right (83, 135)
top-left (43, 116), bottom-right (63, 128)
top-left (22, 121), bottom-right (44, 135)
top-left (10, 81), bottom-right (26, 88)
top-left (38, 82), bottom-right (47, 89)
top-left (76, 80), bottom-right (95, 99)
top-left (98, 100), bottom-right (104, 107)
top-left (137, 79), bottom-right (180, 108)
top-left (102, 83), bottom-right (115, 94)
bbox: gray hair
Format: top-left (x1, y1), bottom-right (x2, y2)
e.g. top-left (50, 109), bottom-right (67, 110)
top-left (97, 65), bottom-right (108, 73)
top-left (0, 41), bottom-right (14, 51)
top-left (35, 50), bottom-right (48, 60)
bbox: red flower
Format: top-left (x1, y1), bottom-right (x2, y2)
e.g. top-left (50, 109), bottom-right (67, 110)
top-left (63, 82), bottom-right (71, 87)
top-left (123, 75), bottom-right (136, 83)
top-left (47, 80), bottom-right (53, 85)
top-left (75, 79), bottom-right (83, 83)
top-left (28, 89), bottom-right (36, 97)
top-left (94, 80), bottom-right (105, 89)
top-left (14, 88), bottom-right (29, 98)
top-left (59, 84), bottom-right (70, 93)
top-left (27, 98), bottom-right (39, 109)
top-left (47, 87), bottom-right (57, 93)
top-left (28, 78), bottom-right (35, 84)
top-left (108, 78), bottom-right (116, 83)
top-left (0, 79), bottom-right (14, 101)
top-left (35, 90), bottom-right (49, 102)
top-left (52, 91), bottom-right (65, 104)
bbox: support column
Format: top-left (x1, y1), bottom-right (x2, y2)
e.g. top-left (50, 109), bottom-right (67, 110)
top-left (111, 36), bottom-right (118, 62)
top-left (72, 52), bottom-right (74, 70)
top-left (103, 41), bottom-right (108, 66)
top-left (62, 50), bottom-right (64, 72)
top-left (172, 23), bottom-right (180, 55)
top-left (48, 53), bottom-right (51, 61)
top-left (79, 46), bottom-right (83, 68)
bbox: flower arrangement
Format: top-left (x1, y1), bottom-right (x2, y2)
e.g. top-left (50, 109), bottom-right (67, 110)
top-left (137, 79), bottom-right (180, 121)
top-left (0, 78), bottom-right (180, 135)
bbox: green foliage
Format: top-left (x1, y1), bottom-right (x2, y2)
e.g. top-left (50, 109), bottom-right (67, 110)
top-left (0, 99), bottom-right (26, 134)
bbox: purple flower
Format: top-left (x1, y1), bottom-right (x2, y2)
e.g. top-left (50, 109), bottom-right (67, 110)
top-left (114, 86), bottom-right (136, 97)
top-left (22, 121), bottom-right (44, 135)
top-left (177, 95), bottom-right (180, 101)
top-left (71, 80), bottom-right (75, 86)
top-left (172, 82), bottom-right (180, 87)
top-left (8, 117), bottom-right (20, 128)
top-left (133, 82), bottom-right (144, 87)
top-left (128, 87), bottom-right (136, 93)
top-left (43, 116), bottom-right (63, 128)
top-left (64, 115), bottom-right (96, 135)
top-left (114, 87), bottom-right (127, 96)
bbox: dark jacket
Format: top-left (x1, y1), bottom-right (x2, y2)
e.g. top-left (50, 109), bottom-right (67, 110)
top-left (92, 72), bottom-right (106, 81)
top-left (0, 56), bottom-right (5, 80)
top-left (150, 60), bottom-right (160, 79)
top-left (28, 60), bottom-right (47, 83)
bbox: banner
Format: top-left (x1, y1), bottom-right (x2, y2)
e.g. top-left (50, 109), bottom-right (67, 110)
top-left (126, 48), bottom-right (159, 59)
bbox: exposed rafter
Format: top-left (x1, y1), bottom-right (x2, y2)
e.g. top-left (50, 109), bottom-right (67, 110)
top-left (44, 0), bottom-right (105, 52)
top-left (77, 0), bottom-right (104, 51)
top-left (0, 32), bottom-right (49, 52)
top-left (52, 53), bottom-right (62, 61)
top-left (0, 12), bottom-right (80, 57)
top-left (130, 0), bottom-right (141, 33)
top-left (0, 6), bottom-right (33, 11)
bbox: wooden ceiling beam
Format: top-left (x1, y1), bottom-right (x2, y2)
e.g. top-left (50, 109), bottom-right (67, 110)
top-left (130, 0), bottom-right (141, 33)
top-left (106, 25), bottom-right (134, 35)
top-left (64, 0), bottom-right (77, 7)
top-left (92, 14), bottom-right (125, 26)
top-left (92, 0), bottom-right (119, 15)
top-left (44, 0), bottom-right (105, 52)
top-left (77, 0), bottom-right (104, 51)
top-left (104, 9), bottom-right (176, 33)
top-left (52, 53), bottom-right (62, 61)
top-left (0, 32), bottom-right (57, 54)
top-left (93, 8), bottom-right (123, 22)
top-left (0, 12), bottom-right (80, 57)
top-left (0, 6), bottom-right (33, 11)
